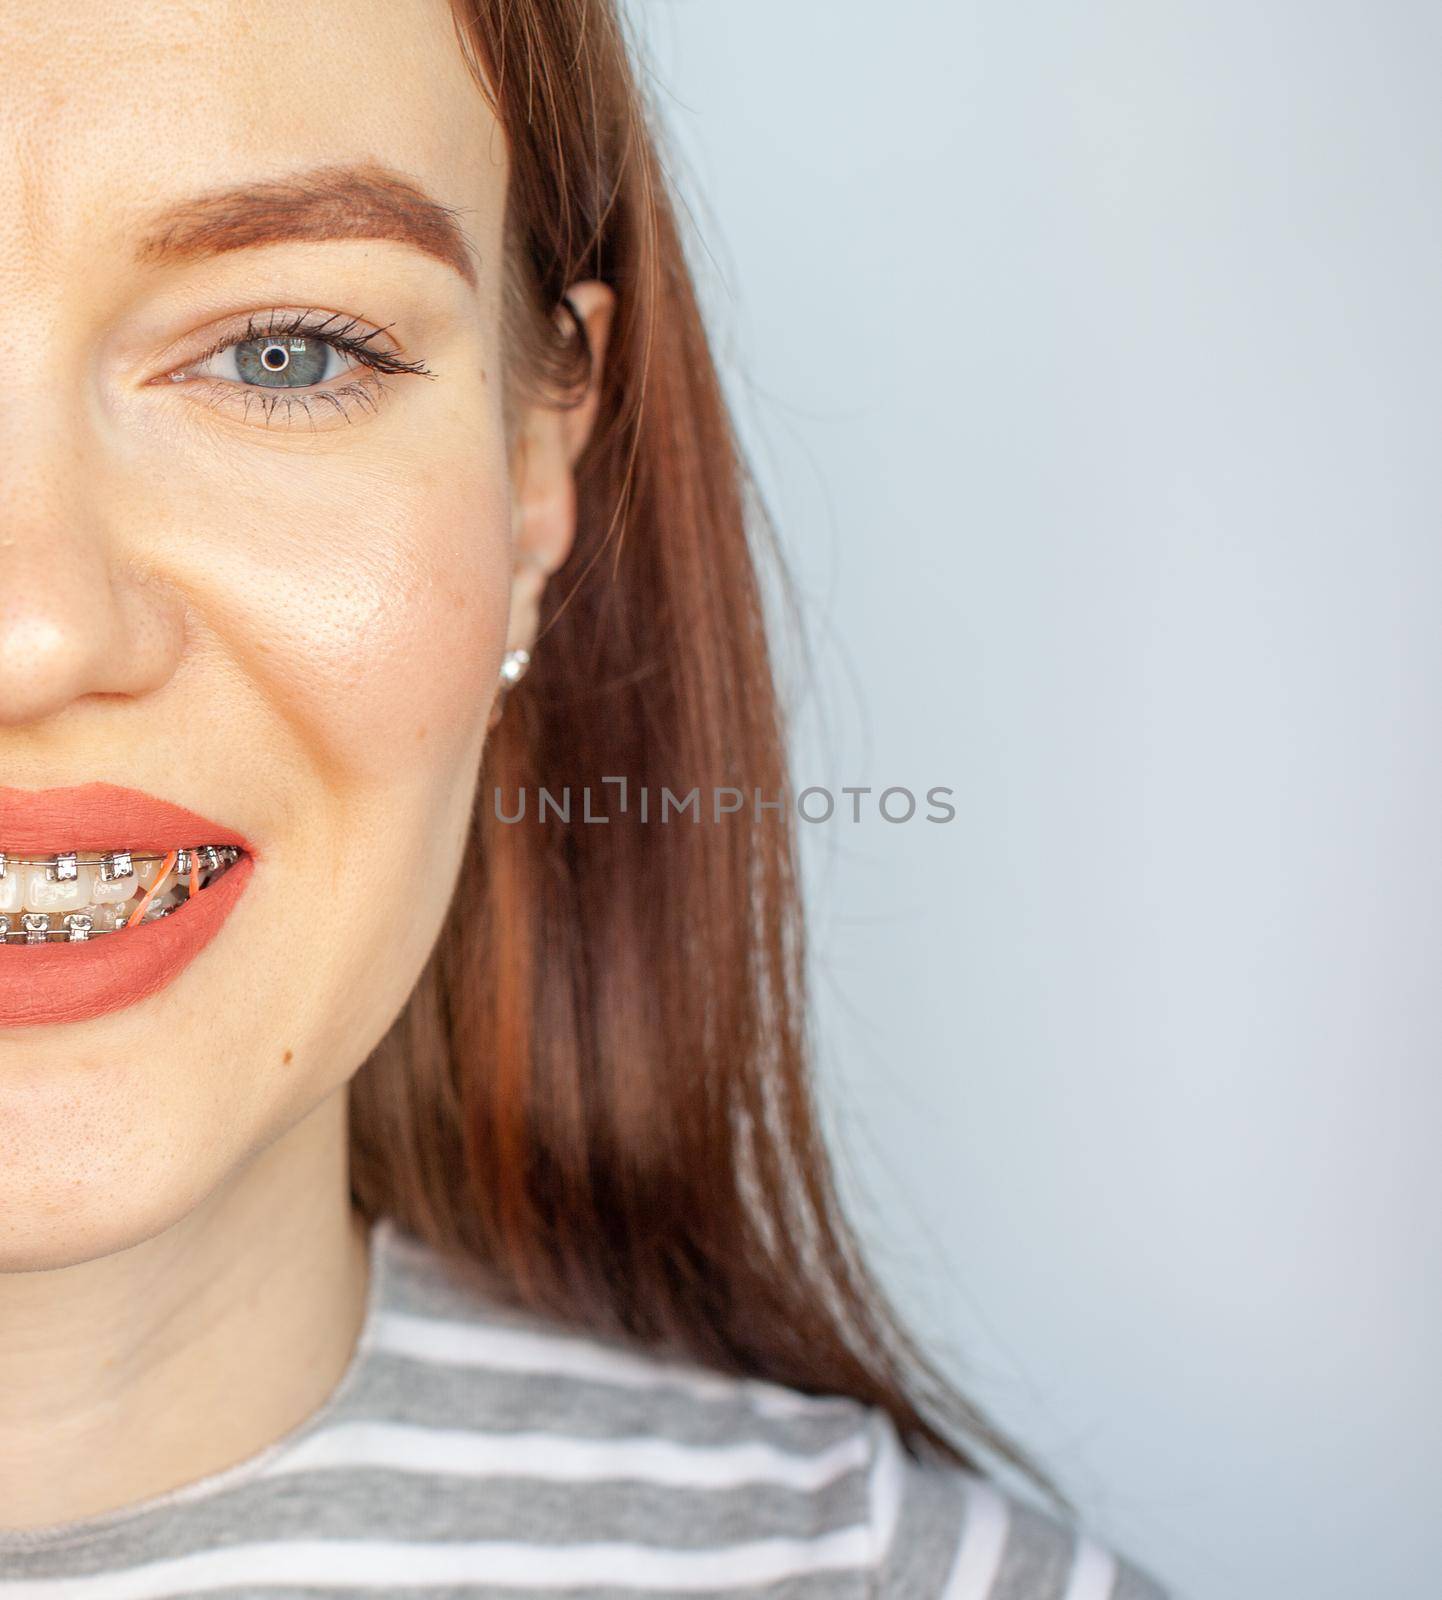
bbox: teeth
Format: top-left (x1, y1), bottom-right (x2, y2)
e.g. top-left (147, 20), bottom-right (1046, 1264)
top-left (91, 857), bottom-right (162, 903)
top-left (90, 863), bottom-right (141, 905)
top-left (23, 857), bottom-right (163, 913)
top-left (24, 865), bottom-right (89, 914)
top-left (0, 846), bottom-right (242, 945)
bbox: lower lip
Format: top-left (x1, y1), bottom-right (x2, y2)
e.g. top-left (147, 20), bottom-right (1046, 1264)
top-left (0, 854), bottom-right (254, 1030)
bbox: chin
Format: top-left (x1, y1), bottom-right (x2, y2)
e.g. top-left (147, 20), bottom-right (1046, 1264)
top-left (0, 1159), bottom-right (203, 1274)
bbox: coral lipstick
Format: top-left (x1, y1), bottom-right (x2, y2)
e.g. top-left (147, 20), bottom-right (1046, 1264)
top-left (0, 783), bottom-right (254, 1029)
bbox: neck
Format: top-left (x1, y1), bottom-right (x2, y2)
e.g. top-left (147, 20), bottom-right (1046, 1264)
top-left (0, 1085), bottom-right (371, 1531)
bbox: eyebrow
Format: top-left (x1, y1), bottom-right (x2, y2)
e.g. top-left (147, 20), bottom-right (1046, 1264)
top-left (134, 162), bottom-right (480, 289)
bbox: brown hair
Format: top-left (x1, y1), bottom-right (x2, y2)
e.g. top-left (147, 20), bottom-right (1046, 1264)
top-left (349, 0), bottom-right (1065, 1507)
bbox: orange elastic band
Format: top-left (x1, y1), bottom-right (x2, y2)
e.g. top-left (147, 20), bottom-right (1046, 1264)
top-left (127, 848), bottom-right (180, 930)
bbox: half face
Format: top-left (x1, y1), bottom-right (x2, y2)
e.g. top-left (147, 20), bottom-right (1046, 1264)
top-left (0, 0), bottom-right (516, 1266)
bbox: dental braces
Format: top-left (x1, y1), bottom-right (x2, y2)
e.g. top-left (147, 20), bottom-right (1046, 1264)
top-left (0, 845), bottom-right (241, 882)
top-left (0, 844), bottom-right (243, 944)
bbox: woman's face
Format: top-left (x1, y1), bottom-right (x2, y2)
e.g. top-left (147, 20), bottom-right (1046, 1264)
top-left (0, 0), bottom-right (529, 1265)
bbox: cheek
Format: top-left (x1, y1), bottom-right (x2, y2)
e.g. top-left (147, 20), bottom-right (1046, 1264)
top-left (192, 453), bottom-right (513, 785)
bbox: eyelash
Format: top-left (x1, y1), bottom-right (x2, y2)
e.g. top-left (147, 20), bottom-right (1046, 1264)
top-left (178, 309), bottom-right (435, 427)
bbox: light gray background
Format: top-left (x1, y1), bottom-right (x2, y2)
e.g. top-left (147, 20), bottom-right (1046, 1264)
top-left (621, 4), bottom-right (1440, 1598)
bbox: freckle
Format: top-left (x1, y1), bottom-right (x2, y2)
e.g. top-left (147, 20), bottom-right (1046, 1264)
top-left (416, 724), bottom-right (428, 742)
top-left (453, 592), bottom-right (466, 612)
top-left (282, 1049), bottom-right (293, 1065)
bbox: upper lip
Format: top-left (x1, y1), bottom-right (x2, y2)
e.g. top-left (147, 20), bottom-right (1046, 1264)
top-left (0, 783), bottom-right (253, 856)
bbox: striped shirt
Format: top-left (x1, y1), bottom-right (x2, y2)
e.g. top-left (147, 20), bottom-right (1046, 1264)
top-left (0, 1216), bottom-right (1169, 1598)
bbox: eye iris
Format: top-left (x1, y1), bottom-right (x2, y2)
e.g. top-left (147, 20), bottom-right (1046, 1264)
top-left (234, 336), bottom-right (331, 388)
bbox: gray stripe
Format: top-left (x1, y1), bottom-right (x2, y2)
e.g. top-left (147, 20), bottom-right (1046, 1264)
top-left (990, 1501), bottom-right (1077, 1600)
top-left (192, 1582), bottom-right (871, 1600)
top-left (346, 1351), bottom-right (871, 1456)
top-left (874, 1447), bottom-right (975, 1596)
top-left (0, 1468), bottom-right (875, 1579)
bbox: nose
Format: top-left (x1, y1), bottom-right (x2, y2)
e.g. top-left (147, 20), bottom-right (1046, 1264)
top-left (0, 471), bottom-right (186, 729)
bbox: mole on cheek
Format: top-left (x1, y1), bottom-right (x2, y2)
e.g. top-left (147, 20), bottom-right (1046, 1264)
top-left (282, 1050), bottom-right (293, 1065)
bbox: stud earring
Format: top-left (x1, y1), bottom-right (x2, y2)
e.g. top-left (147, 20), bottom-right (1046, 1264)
top-left (499, 648), bottom-right (531, 689)
top-left (489, 648), bottom-right (532, 730)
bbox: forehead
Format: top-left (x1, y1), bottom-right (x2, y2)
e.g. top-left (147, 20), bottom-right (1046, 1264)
top-left (0, 0), bottom-right (503, 275)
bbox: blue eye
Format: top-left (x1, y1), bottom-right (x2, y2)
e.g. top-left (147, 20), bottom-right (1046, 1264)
top-left (162, 310), bottom-right (436, 428)
top-left (205, 334), bottom-right (352, 390)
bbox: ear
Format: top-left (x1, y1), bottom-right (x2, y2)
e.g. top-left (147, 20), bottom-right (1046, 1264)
top-left (504, 279), bottom-right (616, 658)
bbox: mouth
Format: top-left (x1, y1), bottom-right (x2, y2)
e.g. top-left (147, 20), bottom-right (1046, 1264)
top-left (0, 784), bottom-right (256, 1029)
top-left (0, 845), bottom-right (244, 942)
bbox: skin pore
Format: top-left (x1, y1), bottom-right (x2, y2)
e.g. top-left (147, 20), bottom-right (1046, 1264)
top-left (0, 0), bottom-right (612, 1529)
